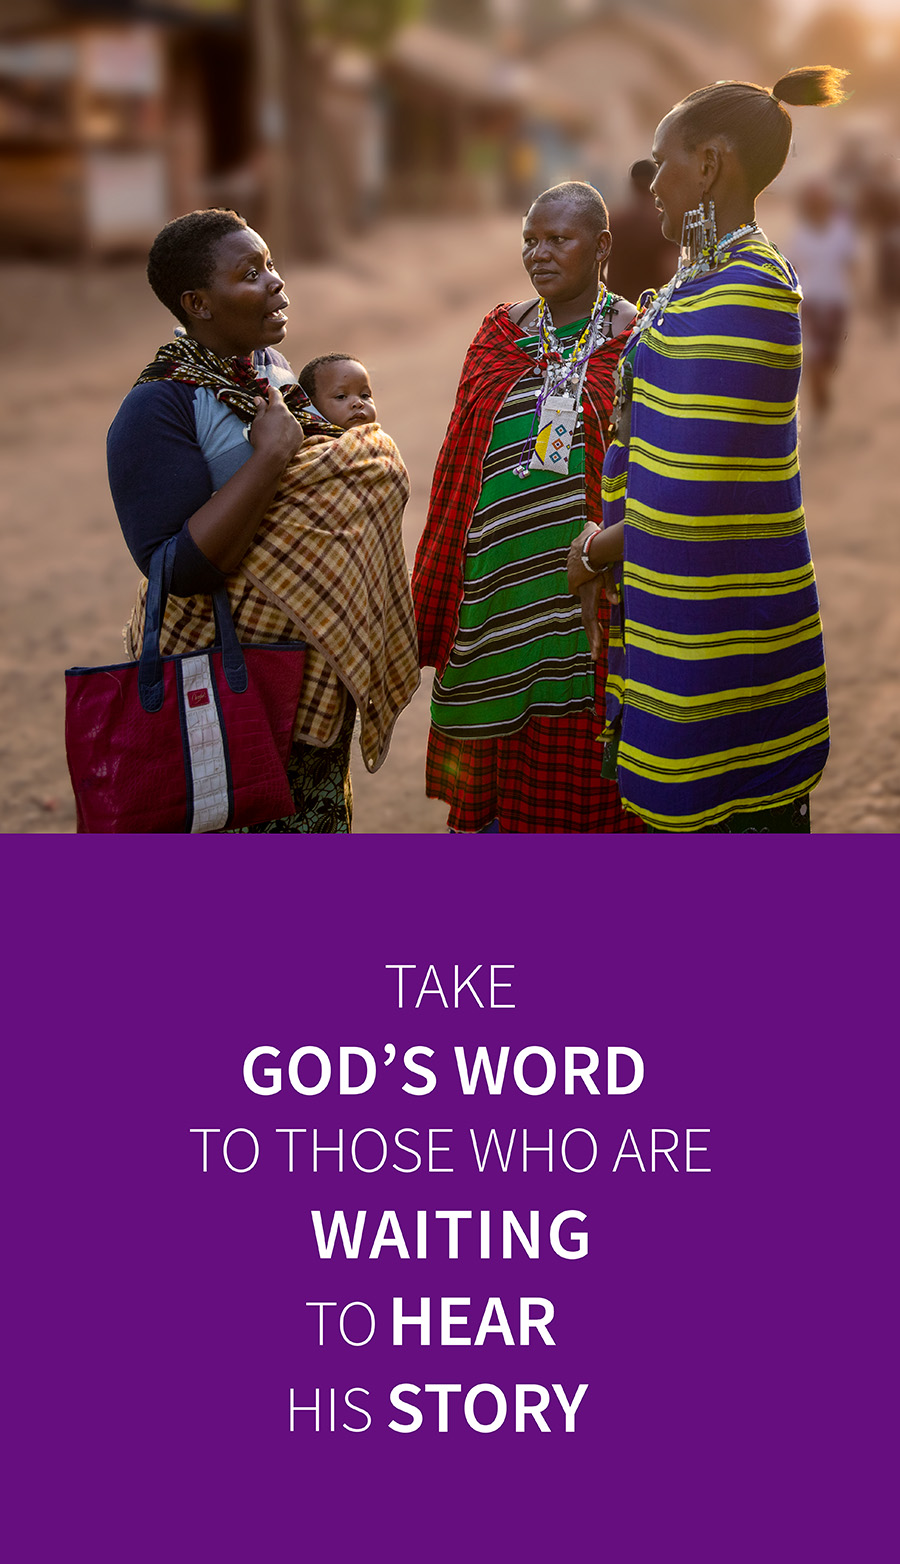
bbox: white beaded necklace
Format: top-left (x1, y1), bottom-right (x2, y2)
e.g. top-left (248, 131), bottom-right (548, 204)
top-left (513, 284), bottom-right (615, 479)
top-left (610, 221), bottom-right (759, 429)
top-left (638, 220), bottom-right (759, 333)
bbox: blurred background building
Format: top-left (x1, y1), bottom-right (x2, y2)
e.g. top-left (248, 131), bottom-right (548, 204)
top-left (3, 0), bottom-right (896, 260)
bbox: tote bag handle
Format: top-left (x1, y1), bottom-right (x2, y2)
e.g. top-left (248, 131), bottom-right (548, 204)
top-left (138, 536), bottom-right (248, 712)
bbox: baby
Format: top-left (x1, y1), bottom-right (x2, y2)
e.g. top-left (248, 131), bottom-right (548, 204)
top-left (298, 353), bottom-right (378, 430)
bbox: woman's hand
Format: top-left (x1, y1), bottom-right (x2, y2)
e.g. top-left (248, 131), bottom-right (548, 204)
top-left (567, 521), bottom-right (625, 594)
top-left (601, 571), bottom-right (620, 606)
top-left (250, 385), bottom-right (304, 466)
top-left (567, 524), bottom-right (601, 593)
top-left (568, 531), bottom-right (595, 593)
top-left (186, 388), bottom-right (304, 574)
top-left (577, 576), bottom-right (606, 661)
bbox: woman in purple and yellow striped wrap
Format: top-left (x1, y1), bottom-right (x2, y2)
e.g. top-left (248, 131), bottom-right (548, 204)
top-left (568, 66), bottom-right (848, 832)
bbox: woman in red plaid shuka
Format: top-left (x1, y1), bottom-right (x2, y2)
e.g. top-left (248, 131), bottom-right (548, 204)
top-left (412, 182), bottom-right (645, 833)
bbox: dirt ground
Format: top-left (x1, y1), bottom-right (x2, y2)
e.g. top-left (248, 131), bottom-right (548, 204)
top-left (1, 209), bottom-right (897, 833)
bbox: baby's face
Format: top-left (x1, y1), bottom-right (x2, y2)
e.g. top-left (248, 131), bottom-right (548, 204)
top-left (315, 360), bottom-right (377, 429)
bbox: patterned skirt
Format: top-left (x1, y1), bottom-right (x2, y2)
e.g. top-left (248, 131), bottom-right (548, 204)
top-left (227, 698), bottom-right (354, 834)
top-left (428, 714), bottom-right (645, 833)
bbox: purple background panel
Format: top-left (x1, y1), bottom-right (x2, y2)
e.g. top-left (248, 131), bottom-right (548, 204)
top-left (5, 836), bottom-right (894, 1563)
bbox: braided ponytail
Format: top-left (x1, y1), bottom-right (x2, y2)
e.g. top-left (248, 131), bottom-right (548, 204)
top-left (673, 66), bottom-right (849, 198)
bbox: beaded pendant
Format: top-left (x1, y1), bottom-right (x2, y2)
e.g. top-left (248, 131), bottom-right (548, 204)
top-left (515, 284), bottom-right (615, 478)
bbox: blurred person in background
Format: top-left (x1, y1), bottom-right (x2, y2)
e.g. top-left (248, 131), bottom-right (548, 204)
top-left (107, 209), bottom-right (417, 833)
top-left (788, 179), bottom-right (858, 425)
top-left (831, 134), bottom-right (873, 221)
top-left (859, 155), bottom-right (900, 334)
top-left (412, 181), bottom-right (644, 833)
top-left (605, 159), bottom-right (678, 304)
top-left (568, 68), bottom-right (848, 833)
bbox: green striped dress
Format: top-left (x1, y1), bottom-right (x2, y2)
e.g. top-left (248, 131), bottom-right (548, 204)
top-left (431, 320), bottom-right (595, 737)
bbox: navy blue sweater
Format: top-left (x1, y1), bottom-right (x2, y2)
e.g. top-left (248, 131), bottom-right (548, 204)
top-left (107, 348), bottom-right (294, 596)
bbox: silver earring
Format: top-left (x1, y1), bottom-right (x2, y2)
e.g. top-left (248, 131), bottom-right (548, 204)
top-left (680, 197), bottom-right (717, 271)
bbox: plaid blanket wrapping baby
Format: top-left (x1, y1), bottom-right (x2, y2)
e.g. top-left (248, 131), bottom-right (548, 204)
top-left (125, 424), bottom-right (419, 773)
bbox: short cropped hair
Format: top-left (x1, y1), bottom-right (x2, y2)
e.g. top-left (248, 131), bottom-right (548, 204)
top-left (147, 208), bottom-right (248, 326)
top-left (528, 181), bottom-right (609, 234)
top-left (298, 353), bottom-right (360, 402)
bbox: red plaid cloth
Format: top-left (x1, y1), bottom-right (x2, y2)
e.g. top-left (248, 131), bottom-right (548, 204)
top-left (412, 303), bottom-right (627, 673)
top-left (426, 714), bottom-right (644, 833)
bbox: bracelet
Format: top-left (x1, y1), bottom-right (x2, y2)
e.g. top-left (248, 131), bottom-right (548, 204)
top-left (580, 528), bottom-right (602, 574)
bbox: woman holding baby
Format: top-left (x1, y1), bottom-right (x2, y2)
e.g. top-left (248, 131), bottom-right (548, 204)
top-left (106, 208), bottom-right (417, 832)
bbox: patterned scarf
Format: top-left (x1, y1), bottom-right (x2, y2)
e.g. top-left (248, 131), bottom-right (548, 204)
top-left (135, 333), bottom-right (344, 437)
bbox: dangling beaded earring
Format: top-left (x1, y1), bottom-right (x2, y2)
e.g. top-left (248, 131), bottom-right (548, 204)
top-left (680, 197), bottom-right (718, 272)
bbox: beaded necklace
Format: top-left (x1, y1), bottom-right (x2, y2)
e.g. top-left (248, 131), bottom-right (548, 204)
top-left (515, 283), bottom-right (616, 478)
top-left (610, 222), bottom-right (759, 433)
top-left (640, 221), bottom-right (758, 332)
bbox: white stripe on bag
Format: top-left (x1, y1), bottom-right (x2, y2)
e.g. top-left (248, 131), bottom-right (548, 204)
top-left (181, 655), bottom-right (230, 832)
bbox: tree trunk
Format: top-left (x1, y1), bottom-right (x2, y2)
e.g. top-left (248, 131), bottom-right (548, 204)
top-left (252, 0), bottom-right (342, 261)
top-left (279, 0), bottom-right (342, 260)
